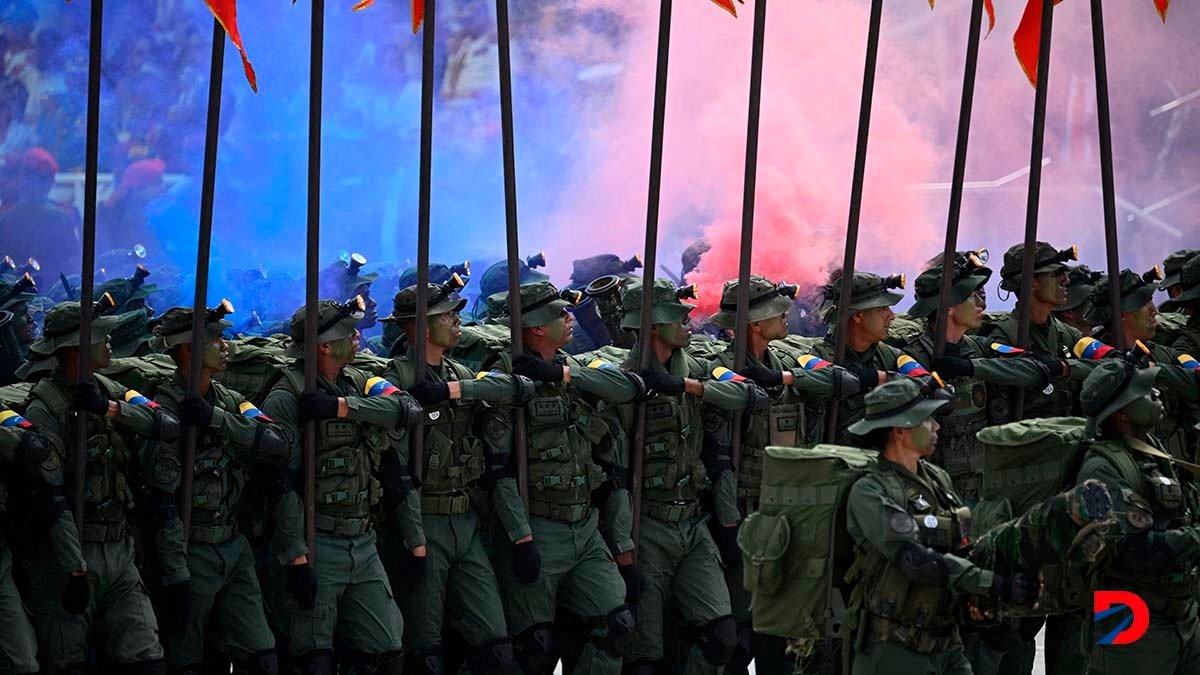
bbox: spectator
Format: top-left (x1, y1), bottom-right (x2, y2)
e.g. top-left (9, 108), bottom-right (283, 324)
top-left (97, 157), bottom-right (167, 254)
top-left (0, 147), bottom-right (81, 281)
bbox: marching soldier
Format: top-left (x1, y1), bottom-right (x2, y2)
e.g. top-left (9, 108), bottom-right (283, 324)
top-left (319, 253), bottom-right (380, 332)
top-left (1170, 255), bottom-right (1200, 354)
top-left (1053, 265), bottom-right (1103, 336)
top-left (1160, 249), bottom-right (1200, 305)
top-left (0, 273), bottom-right (39, 385)
top-left (261, 298), bottom-right (416, 674)
top-left (23, 300), bottom-right (181, 674)
top-left (146, 305), bottom-right (290, 674)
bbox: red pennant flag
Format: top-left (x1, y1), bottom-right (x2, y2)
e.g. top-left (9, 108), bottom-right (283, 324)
top-left (930, 0), bottom-right (997, 37)
top-left (1155, 0), bottom-right (1170, 21)
top-left (711, 0), bottom-right (739, 18)
top-left (204, 0), bottom-right (258, 92)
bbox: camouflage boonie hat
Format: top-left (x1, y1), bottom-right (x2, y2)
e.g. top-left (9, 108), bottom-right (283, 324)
top-left (484, 291), bottom-right (510, 324)
top-left (0, 273), bottom-right (38, 312)
top-left (28, 300), bottom-right (119, 356)
top-left (14, 351), bottom-right (55, 380)
top-left (846, 377), bottom-right (951, 435)
top-left (150, 300), bottom-right (235, 351)
top-left (321, 253), bottom-right (380, 300)
top-left (1162, 249), bottom-right (1200, 289)
top-left (999, 242), bottom-right (1077, 292)
top-left (620, 278), bottom-right (695, 330)
top-left (1059, 265), bottom-right (1103, 313)
top-left (1082, 269), bottom-right (1160, 326)
top-left (517, 281), bottom-right (581, 328)
top-left (384, 281), bottom-right (467, 323)
top-left (1171, 255), bottom-right (1200, 307)
top-left (397, 261), bottom-right (471, 290)
top-left (479, 254), bottom-right (549, 299)
top-left (819, 272), bottom-right (905, 322)
top-left (710, 276), bottom-right (795, 329)
top-left (288, 297), bottom-right (365, 357)
top-left (109, 309), bottom-right (155, 358)
top-left (1080, 359), bottom-right (1159, 438)
top-left (909, 258), bottom-right (991, 319)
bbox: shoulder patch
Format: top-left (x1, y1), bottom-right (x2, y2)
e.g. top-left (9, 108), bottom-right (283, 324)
top-left (587, 359), bottom-right (616, 370)
top-left (888, 511), bottom-right (916, 535)
top-left (124, 390), bottom-right (160, 408)
top-left (1177, 354), bottom-right (1199, 371)
top-left (364, 376), bottom-right (400, 397)
top-left (475, 370), bottom-right (504, 379)
top-left (703, 409), bottom-right (724, 433)
top-left (796, 354), bottom-right (831, 371)
top-left (896, 355), bottom-right (930, 378)
top-left (990, 342), bottom-right (1024, 355)
top-left (711, 366), bottom-right (745, 382)
top-left (0, 410), bottom-right (32, 428)
top-left (238, 401), bottom-right (274, 422)
top-left (151, 456), bottom-right (182, 488)
top-left (1074, 337), bottom-right (1115, 361)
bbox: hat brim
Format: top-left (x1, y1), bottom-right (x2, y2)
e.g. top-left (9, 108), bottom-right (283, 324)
top-left (155, 320), bottom-right (233, 350)
top-left (1171, 283), bottom-right (1200, 306)
top-left (847, 398), bottom-right (951, 436)
top-left (710, 294), bottom-right (793, 330)
top-left (909, 274), bottom-right (988, 319)
top-left (1162, 273), bottom-right (1183, 289)
top-left (1058, 284), bottom-right (1094, 312)
top-left (29, 315), bottom-right (119, 355)
top-left (382, 296), bottom-right (467, 323)
top-left (522, 299), bottom-right (571, 328)
top-left (1086, 366), bottom-right (1159, 437)
top-left (287, 314), bottom-right (363, 357)
top-left (620, 301), bottom-right (693, 330)
top-left (111, 337), bottom-right (151, 359)
top-left (1084, 283), bottom-right (1159, 325)
top-left (849, 290), bottom-right (904, 313)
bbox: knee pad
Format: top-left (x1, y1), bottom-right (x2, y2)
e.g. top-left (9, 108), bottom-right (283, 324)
top-left (622, 658), bottom-right (658, 675)
top-left (515, 622), bottom-right (558, 674)
top-left (725, 620), bottom-right (754, 671)
top-left (289, 650), bottom-right (334, 675)
top-left (232, 650), bottom-right (279, 675)
top-left (407, 645), bottom-right (445, 675)
top-left (696, 615), bottom-right (738, 666)
top-left (590, 605), bottom-right (635, 658)
top-left (466, 638), bottom-right (515, 675)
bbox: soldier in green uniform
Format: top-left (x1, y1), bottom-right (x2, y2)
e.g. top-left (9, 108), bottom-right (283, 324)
top-left (844, 378), bottom-right (1037, 675)
top-left (320, 253), bottom-right (380, 333)
top-left (1160, 248), bottom-right (1199, 306)
top-left (1053, 265), bottom-right (1103, 336)
top-left (0, 273), bottom-right (39, 385)
top-left (1074, 359), bottom-right (1200, 673)
top-left (379, 282), bottom-right (535, 674)
top-left (484, 280), bottom-right (642, 674)
top-left (23, 300), bottom-right (182, 674)
top-left (612, 278), bottom-right (768, 675)
top-left (1170, 255), bottom-right (1200, 354)
top-left (262, 298), bottom-right (418, 674)
top-left (146, 305), bottom-right (290, 674)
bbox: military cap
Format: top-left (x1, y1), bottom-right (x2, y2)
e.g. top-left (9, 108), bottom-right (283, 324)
top-left (819, 271), bottom-right (905, 322)
top-left (0, 272), bottom-right (38, 312)
top-left (287, 297), bottom-right (365, 357)
top-left (1162, 249), bottom-right (1200, 289)
top-left (846, 377), bottom-right (951, 435)
top-left (150, 300), bottom-right (236, 351)
top-left (397, 261), bottom-right (471, 290)
top-left (569, 254), bottom-right (642, 288)
top-left (479, 254), bottom-right (549, 299)
top-left (484, 291), bottom-right (510, 324)
top-left (998, 242), bottom-right (1077, 292)
top-left (909, 255), bottom-right (992, 319)
top-left (320, 252), bottom-right (380, 300)
top-left (14, 351), bottom-right (55, 380)
top-left (710, 275), bottom-right (796, 329)
top-left (383, 278), bottom-right (467, 323)
top-left (28, 300), bottom-right (119, 356)
top-left (516, 281), bottom-right (582, 328)
top-left (1059, 265), bottom-right (1103, 313)
top-left (1171, 255), bottom-right (1200, 307)
top-left (1080, 359), bottom-right (1159, 438)
top-left (620, 278), bottom-right (696, 329)
top-left (1082, 269), bottom-right (1160, 326)
top-left (109, 309), bottom-right (155, 358)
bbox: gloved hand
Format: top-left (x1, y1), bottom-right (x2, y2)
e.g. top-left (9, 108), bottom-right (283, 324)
top-left (70, 383), bottom-right (110, 416)
top-left (297, 391), bottom-right (340, 423)
top-left (639, 369), bottom-right (686, 397)
top-left (990, 572), bottom-right (1038, 606)
top-left (740, 365), bottom-right (784, 389)
top-left (161, 580), bottom-right (193, 632)
top-left (512, 540), bottom-right (542, 584)
top-left (1024, 351), bottom-right (1065, 380)
top-left (513, 354), bottom-right (565, 383)
top-left (61, 572), bottom-right (91, 614)
top-left (407, 380), bottom-right (450, 407)
top-left (15, 431), bottom-right (51, 465)
top-left (287, 563), bottom-right (318, 610)
top-left (932, 355), bottom-right (975, 379)
top-left (398, 548), bottom-right (428, 588)
top-left (178, 396), bottom-right (214, 428)
top-left (845, 366), bottom-right (880, 390)
top-left (619, 562), bottom-right (645, 606)
top-left (712, 524), bottom-right (741, 568)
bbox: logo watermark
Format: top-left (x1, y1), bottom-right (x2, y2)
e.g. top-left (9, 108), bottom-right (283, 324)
top-left (1093, 591), bottom-right (1149, 645)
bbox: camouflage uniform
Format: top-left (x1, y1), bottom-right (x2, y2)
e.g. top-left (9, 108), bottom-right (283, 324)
top-left (1169, 255), bottom-right (1200, 369)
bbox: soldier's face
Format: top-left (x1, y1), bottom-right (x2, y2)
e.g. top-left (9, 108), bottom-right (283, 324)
top-left (1122, 388), bottom-right (1163, 430)
top-left (542, 312), bottom-right (574, 347)
top-left (325, 331), bottom-right (360, 363)
top-left (949, 294), bottom-right (983, 330)
top-left (655, 316), bottom-right (692, 349)
top-left (430, 311), bottom-right (462, 348)
top-left (904, 417), bottom-right (939, 455)
top-left (854, 306), bottom-right (894, 344)
top-left (202, 336), bottom-right (229, 372)
top-left (1123, 300), bottom-right (1158, 342)
top-left (89, 338), bottom-right (112, 369)
top-left (752, 314), bottom-right (789, 341)
top-left (1168, 284), bottom-right (1182, 299)
top-left (1033, 271), bottom-right (1069, 306)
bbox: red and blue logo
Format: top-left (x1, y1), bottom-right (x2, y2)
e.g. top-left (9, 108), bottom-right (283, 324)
top-left (1093, 591), bottom-right (1149, 645)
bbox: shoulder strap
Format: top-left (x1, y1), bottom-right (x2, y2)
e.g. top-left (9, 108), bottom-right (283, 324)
top-left (31, 378), bottom-right (70, 419)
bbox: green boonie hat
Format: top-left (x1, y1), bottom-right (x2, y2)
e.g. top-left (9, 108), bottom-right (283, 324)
top-left (710, 276), bottom-right (795, 329)
top-left (384, 282), bottom-right (468, 323)
top-left (909, 263), bottom-right (992, 319)
top-left (109, 309), bottom-right (155, 358)
top-left (0, 273), bottom-right (38, 312)
top-left (1079, 359), bottom-right (1159, 438)
top-left (287, 298), bottom-right (365, 357)
top-left (999, 242), bottom-right (1077, 292)
top-left (94, 266), bottom-right (157, 314)
top-left (1082, 270), bottom-right (1159, 326)
top-left (479, 255), bottom-right (549, 298)
top-left (1058, 265), bottom-right (1103, 313)
top-left (620, 278), bottom-right (695, 329)
top-left (517, 281), bottom-right (580, 328)
top-left (1162, 249), bottom-right (1200, 289)
top-left (484, 291), bottom-right (510, 324)
top-left (150, 301), bottom-right (236, 351)
top-left (398, 261), bottom-right (471, 290)
top-left (28, 301), bottom-right (119, 356)
top-left (321, 253), bottom-right (380, 300)
top-left (14, 351), bottom-right (55, 380)
top-left (1171, 255), bottom-right (1200, 307)
top-left (820, 272), bottom-right (905, 322)
top-left (846, 377), bottom-right (951, 435)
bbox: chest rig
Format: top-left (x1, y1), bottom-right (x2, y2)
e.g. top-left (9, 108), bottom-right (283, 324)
top-left (986, 319), bottom-right (1078, 423)
top-left (389, 358), bottom-right (483, 496)
top-left (807, 339), bottom-right (901, 446)
top-left (913, 336), bottom-right (988, 487)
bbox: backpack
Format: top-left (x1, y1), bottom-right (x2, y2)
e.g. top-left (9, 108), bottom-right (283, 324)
top-left (736, 444), bottom-right (877, 640)
top-left (352, 352), bottom-right (391, 376)
top-left (1155, 311), bottom-right (1189, 348)
top-left (768, 334), bottom-right (821, 364)
top-left (450, 324), bottom-right (512, 373)
top-left (215, 335), bottom-right (292, 406)
top-left (97, 353), bottom-right (177, 398)
top-left (683, 335), bottom-right (728, 363)
top-left (573, 345), bottom-right (630, 368)
top-left (885, 314), bottom-right (927, 348)
top-left (0, 382), bottom-right (33, 413)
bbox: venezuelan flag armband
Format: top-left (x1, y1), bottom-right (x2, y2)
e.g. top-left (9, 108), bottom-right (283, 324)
top-left (0, 410), bottom-right (32, 429)
top-left (364, 377), bottom-right (401, 397)
top-left (124, 390), bottom-right (160, 409)
top-left (239, 401), bottom-right (275, 423)
top-left (896, 355), bottom-right (930, 378)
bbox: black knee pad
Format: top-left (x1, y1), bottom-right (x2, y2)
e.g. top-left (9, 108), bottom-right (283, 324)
top-left (233, 649), bottom-right (279, 675)
top-left (725, 620), bottom-right (754, 671)
top-left (290, 649), bottom-right (334, 675)
top-left (127, 661), bottom-right (168, 675)
top-left (515, 622), bottom-right (558, 674)
top-left (407, 645), bottom-right (445, 675)
top-left (696, 615), bottom-right (738, 666)
top-left (590, 605), bottom-right (635, 658)
top-left (466, 638), bottom-right (515, 675)
top-left (622, 658), bottom-right (658, 675)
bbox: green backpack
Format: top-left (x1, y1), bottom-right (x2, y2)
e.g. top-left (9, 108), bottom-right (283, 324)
top-left (98, 353), bottom-right (177, 398)
top-left (450, 324), bottom-right (512, 373)
top-left (352, 352), bottom-right (391, 376)
top-left (736, 444), bottom-right (877, 640)
top-left (768, 334), bottom-right (821, 364)
top-left (1155, 311), bottom-right (1189, 347)
top-left (0, 382), bottom-right (33, 413)
top-left (573, 345), bottom-right (630, 368)
top-left (885, 314), bottom-right (927, 348)
top-left (683, 336), bottom-right (728, 363)
top-left (215, 335), bottom-right (292, 406)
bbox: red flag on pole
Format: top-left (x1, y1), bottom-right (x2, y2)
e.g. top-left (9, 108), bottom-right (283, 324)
top-left (711, 0), bottom-right (740, 18)
top-left (352, 0), bottom-right (421, 34)
top-left (929, 0), bottom-right (996, 36)
top-left (1155, 0), bottom-right (1170, 21)
top-left (203, 0), bottom-right (258, 91)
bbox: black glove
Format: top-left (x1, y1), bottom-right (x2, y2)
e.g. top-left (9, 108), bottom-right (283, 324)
top-left (512, 540), bottom-right (542, 584)
top-left (61, 573), bottom-right (91, 614)
top-left (178, 396), bottom-right (214, 428)
top-left (845, 366), bottom-right (880, 390)
top-left (513, 354), bottom-right (565, 383)
top-left (286, 563), bottom-right (318, 610)
top-left (297, 391), bottom-right (340, 423)
top-left (1024, 351), bottom-right (1064, 380)
top-left (932, 355), bottom-right (975, 379)
top-left (161, 580), bottom-right (193, 632)
top-left (990, 572), bottom-right (1038, 606)
top-left (407, 379), bottom-right (450, 407)
top-left (15, 431), bottom-right (51, 465)
top-left (397, 548), bottom-right (428, 588)
top-left (639, 369), bottom-right (686, 397)
top-left (740, 365), bottom-right (784, 389)
top-left (712, 524), bottom-right (741, 568)
top-left (70, 382), bottom-right (110, 416)
top-left (619, 563), bottom-right (645, 606)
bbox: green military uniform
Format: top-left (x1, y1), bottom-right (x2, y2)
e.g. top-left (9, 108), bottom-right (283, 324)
top-left (145, 307), bottom-right (290, 673)
top-left (1052, 264), bottom-right (1103, 336)
top-left (612, 279), bottom-right (768, 675)
top-left (22, 301), bottom-right (181, 672)
top-left (844, 379), bottom-right (1030, 675)
top-left (1159, 248), bottom-right (1200, 313)
top-left (485, 281), bottom-right (640, 675)
top-left (378, 283), bottom-right (532, 674)
top-left (0, 273), bottom-right (38, 386)
top-left (1074, 360), bottom-right (1200, 673)
top-left (1169, 254), bottom-right (1200, 365)
top-left (262, 300), bottom-right (414, 673)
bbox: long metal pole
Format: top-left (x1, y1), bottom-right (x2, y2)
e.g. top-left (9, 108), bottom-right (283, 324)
top-left (74, 0), bottom-right (104, 537)
top-left (302, 0), bottom-right (326, 562)
top-left (631, 0), bottom-right (673, 554)
top-left (731, 0), bottom-right (769, 471)
top-left (1089, 0), bottom-right (1123, 348)
top-left (181, 19), bottom-right (226, 540)
top-left (1013, 0), bottom-right (1054, 419)
top-left (412, 0), bottom-right (436, 478)
top-left (933, 0), bottom-right (984, 358)
top-left (495, 0), bottom-right (528, 508)
top-left (824, 0), bottom-right (883, 443)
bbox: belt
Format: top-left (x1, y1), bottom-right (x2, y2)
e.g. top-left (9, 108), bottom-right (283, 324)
top-left (421, 492), bottom-right (471, 516)
top-left (189, 522), bottom-right (238, 545)
top-left (313, 514), bottom-right (372, 537)
top-left (529, 499), bottom-right (591, 524)
top-left (82, 522), bottom-right (127, 543)
top-left (642, 499), bottom-right (699, 523)
top-left (866, 614), bottom-right (957, 655)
